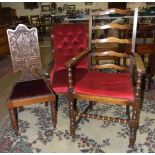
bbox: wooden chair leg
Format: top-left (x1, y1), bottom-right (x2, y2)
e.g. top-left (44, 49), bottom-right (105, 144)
top-left (69, 100), bottom-right (76, 138)
top-left (45, 101), bottom-right (48, 107)
top-left (129, 102), bottom-right (139, 148)
top-left (50, 101), bottom-right (57, 128)
top-left (126, 105), bottom-right (130, 120)
top-left (73, 99), bottom-right (77, 111)
top-left (9, 108), bottom-right (19, 135)
top-left (89, 101), bottom-right (96, 110)
top-left (18, 106), bottom-right (24, 112)
top-left (146, 54), bottom-right (155, 90)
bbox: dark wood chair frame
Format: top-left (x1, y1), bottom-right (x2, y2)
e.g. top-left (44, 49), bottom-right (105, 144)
top-left (137, 24), bottom-right (155, 90)
top-left (6, 24), bottom-right (57, 135)
top-left (30, 15), bottom-right (43, 43)
top-left (65, 8), bottom-right (145, 148)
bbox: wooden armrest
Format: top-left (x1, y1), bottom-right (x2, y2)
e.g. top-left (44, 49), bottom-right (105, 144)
top-left (133, 53), bottom-right (145, 74)
top-left (65, 50), bottom-right (89, 68)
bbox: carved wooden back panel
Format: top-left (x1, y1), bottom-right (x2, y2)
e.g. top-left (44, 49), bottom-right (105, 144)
top-left (7, 24), bottom-right (41, 81)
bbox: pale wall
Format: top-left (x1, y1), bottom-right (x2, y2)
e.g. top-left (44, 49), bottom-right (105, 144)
top-left (1, 2), bottom-right (41, 16)
top-left (1, 2), bottom-right (147, 17)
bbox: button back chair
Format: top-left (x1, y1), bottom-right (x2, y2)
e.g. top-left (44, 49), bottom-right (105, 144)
top-left (50, 24), bottom-right (88, 95)
top-left (65, 8), bottom-right (145, 148)
top-left (7, 24), bottom-right (57, 135)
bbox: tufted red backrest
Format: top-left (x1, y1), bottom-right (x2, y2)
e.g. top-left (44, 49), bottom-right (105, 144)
top-left (52, 24), bottom-right (88, 71)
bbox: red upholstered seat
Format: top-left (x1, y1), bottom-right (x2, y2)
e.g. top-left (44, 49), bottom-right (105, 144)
top-left (10, 79), bottom-right (51, 100)
top-left (74, 71), bottom-right (134, 101)
top-left (50, 24), bottom-right (88, 93)
top-left (66, 8), bottom-right (145, 148)
top-left (51, 68), bottom-right (88, 93)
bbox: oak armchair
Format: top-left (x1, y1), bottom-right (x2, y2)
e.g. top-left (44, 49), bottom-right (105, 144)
top-left (65, 8), bottom-right (145, 148)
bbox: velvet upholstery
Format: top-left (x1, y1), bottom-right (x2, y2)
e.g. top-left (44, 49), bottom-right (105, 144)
top-left (10, 79), bottom-right (51, 100)
top-left (66, 9), bottom-right (144, 148)
top-left (52, 68), bottom-right (88, 93)
top-left (50, 24), bottom-right (88, 93)
top-left (74, 71), bottom-right (134, 101)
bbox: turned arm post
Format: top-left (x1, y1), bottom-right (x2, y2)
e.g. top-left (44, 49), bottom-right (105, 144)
top-left (135, 72), bottom-right (143, 99)
top-left (67, 65), bottom-right (74, 96)
top-left (133, 53), bottom-right (145, 101)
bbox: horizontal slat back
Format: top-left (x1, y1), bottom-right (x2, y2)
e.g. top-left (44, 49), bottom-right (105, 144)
top-left (89, 8), bottom-right (132, 73)
top-left (92, 8), bottom-right (128, 16)
top-left (92, 23), bottom-right (130, 30)
top-left (91, 51), bottom-right (129, 57)
top-left (92, 64), bottom-right (129, 71)
top-left (92, 37), bottom-right (131, 44)
top-left (90, 50), bottom-right (130, 72)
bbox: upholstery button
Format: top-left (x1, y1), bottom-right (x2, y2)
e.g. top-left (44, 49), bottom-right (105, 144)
top-left (77, 31), bottom-right (82, 35)
top-left (63, 38), bottom-right (68, 44)
top-left (58, 32), bottom-right (63, 36)
top-left (68, 32), bottom-right (73, 37)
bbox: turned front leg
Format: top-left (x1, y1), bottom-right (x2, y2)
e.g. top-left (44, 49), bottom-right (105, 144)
top-left (9, 108), bottom-right (19, 135)
top-left (50, 101), bottom-right (57, 128)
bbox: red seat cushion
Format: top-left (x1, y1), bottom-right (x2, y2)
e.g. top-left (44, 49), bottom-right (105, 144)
top-left (10, 79), bottom-right (52, 100)
top-left (51, 68), bottom-right (88, 93)
top-left (74, 71), bottom-right (134, 101)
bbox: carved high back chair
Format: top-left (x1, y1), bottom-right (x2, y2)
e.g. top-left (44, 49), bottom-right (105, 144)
top-left (65, 8), bottom-right (145, 148)
top-left (50, 24), bottom-right (88, 94)
top-left (7, 24), bottom-right (57, 135)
